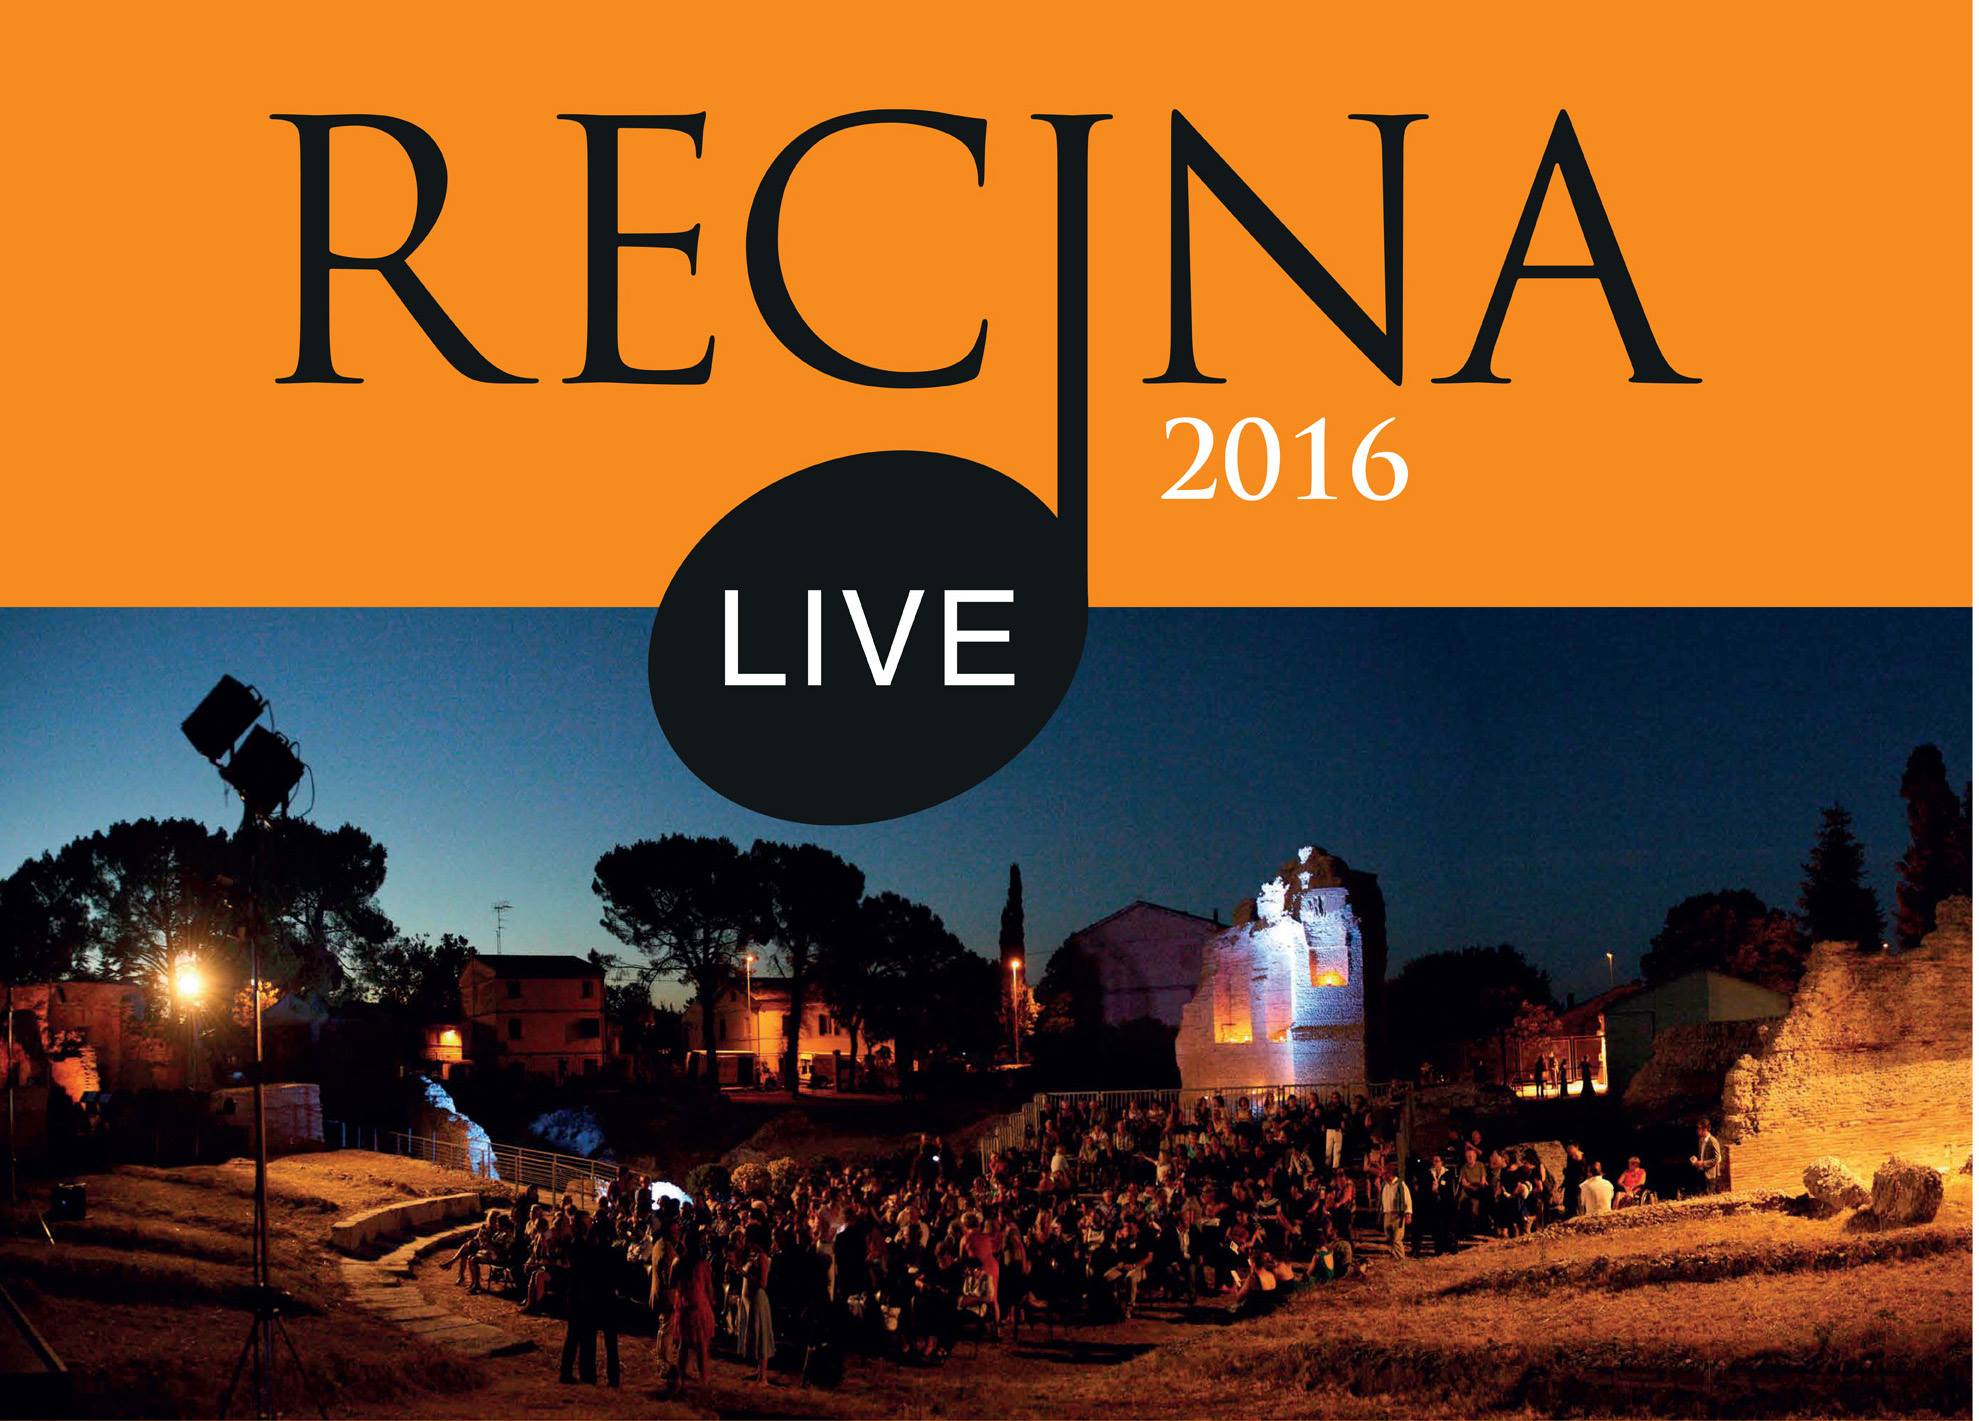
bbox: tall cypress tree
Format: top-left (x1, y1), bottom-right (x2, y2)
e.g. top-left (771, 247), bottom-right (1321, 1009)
top-left (999, 864), bottom-right (1025, 958)
top-left (1797, 804), bottom-right (1884, 952)
top-left (1896, 744), bottom-right (1972, 948)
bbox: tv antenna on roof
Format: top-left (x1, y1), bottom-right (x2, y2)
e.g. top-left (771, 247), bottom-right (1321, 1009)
top-left (492, 901), bottom-right (513, 955)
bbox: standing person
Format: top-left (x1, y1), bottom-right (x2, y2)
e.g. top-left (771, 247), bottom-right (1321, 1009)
top-left (1377, 1164), bottom-right (1412, 1261)
top-left (1423, 1153), bottom-right (1459, 1255)
top-left (746, 1233), bottom-right (776, 1385)
top-left (591, 1215), bottom-right (622, 1388)
top-left (1689, 1116), bottom-right (1724, 1195)
top-left (1561, 1142), bottom-right (1588, 1219)
top-left (648, 1221), bottom-right (679, 1393)
top-left (560, 1215), bottom-right (619, 1387)
top-left (675, 1231), bottom-right (716, 1394)
top-left (1456, 1145), bottom-right (1490, 1237)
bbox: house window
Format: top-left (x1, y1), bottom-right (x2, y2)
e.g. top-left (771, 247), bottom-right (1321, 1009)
top-left (1309, 946), bottom-right (1349, 988)
top-left (506, 979), bottom-right (522, 998)
top-left (581, 978), bottom-right (595, 998)
top-left (582, 1058), bottom-right (598, 1076)
top-left (574, 1018), bottom-right (601, 1039)
top-left (818, 1014), bottom-right (833, 1036)
top-left (507, 1018), bottom-right (522, 1041)
top-left (718, 1018), bottom-right (728, 1042)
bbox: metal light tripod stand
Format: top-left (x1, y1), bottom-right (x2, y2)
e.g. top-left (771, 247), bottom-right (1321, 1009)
top-left (216, 813), bottom-right (326, 1421)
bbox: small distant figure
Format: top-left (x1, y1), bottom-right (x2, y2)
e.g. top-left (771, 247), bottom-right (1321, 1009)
top-left (1532, 1056), bottom-right (1547, 1099)
top-left (1579, 1058), bottom-right (1596, 1096)
top-left (1578, 1160), bottom-right (1615, 1215)
top-left (1688, 1116), bottom-right (1724, 1195)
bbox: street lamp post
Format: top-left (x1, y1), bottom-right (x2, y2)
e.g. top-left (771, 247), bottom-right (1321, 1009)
top-left (1009, 959), bottom-right (1023, 1063)
top-left (743, 951), bottom-right (758, 1088)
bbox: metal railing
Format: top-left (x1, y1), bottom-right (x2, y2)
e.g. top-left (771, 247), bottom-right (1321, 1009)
top-left (980, 1080), bottom-right (1414, 1165)
top-left (326, 1120), bottom-right (619, 1197)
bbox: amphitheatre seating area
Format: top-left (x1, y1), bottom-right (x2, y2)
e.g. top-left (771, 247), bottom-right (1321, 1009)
top-left (331, 1194), bottom-right (534, 1361)
top-left (329, 1190), bottom-right (486, 1257)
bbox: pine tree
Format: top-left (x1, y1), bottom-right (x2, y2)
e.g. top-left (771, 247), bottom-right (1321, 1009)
top-left (1797, 804), bottom-right (1884, 952)
top-left (999, 864), bottom-right (1025, 957)
top-left (1895, 744), bottom-right (1972, 948)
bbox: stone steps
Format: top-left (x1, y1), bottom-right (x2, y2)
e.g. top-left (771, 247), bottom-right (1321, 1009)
top-left (337, 1222), bottom-right (533, 1360)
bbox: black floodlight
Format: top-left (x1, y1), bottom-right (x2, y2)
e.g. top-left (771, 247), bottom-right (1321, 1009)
top-left (221, 725), bottom-right (306, 820)
top-left (181, 675), bottom-right (265, 763)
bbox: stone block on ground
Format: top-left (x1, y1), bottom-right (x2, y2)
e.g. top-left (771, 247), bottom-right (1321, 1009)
top-left (1803, 1156), bottom-right (1871, 1216)
top-left (1870, 1157), bottom-right (1945, 1226)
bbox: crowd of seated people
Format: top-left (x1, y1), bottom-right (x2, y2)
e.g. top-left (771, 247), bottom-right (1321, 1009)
top-left (1406, 1128), bottom-right (1659, 1255)
top-left (438, 1092), bottom-right (1671, 1389)
top-left (436, 1091), bottom-right (1402, 1388)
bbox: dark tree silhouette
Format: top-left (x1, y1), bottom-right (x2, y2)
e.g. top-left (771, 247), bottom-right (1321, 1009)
top-left (1797, 804), bottom-right (1884, 952)
top-left (58, 818), bottom-right (234, 1005)
top-left (1643, 889), bottom-right (1808, 995)
top-left (343, 931), bottom-right (476, 1016)
top-left (855, 891), bottom-right (998, 1094)
top-left (999, 864), bottom-right (1025, 957)
top-left (750, 840), bottom-right (865, 1096)
top-left (586, 949), bottom-right (666, 1079)
top-left (1896, 744), bottom-right (1972, 948)
top-left (259, 819), bottom-right (396, 995)
top-left (592, 835), bottom-right (763, 1087)
top-left (815, 918), bottom-right (884, 1077)
top-left (1, 853), bottom-right (91, 988)
top-left (998, 863), bottom-right (1027, 1052)
top-left (1033, 935), bottom-right (1103, 1039)
top-left (1385, 944), bottom-right (1553, 1078)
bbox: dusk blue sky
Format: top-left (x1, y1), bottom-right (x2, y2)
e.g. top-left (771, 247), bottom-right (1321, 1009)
top-left (0, 609), bottom-right (1967, 1005)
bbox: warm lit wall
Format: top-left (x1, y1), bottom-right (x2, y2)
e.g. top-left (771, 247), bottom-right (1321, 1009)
top-left (1722, 897), bottom-right (1972, 1190)
top-left (461, 961), bottom-right (607, 1076)
top-left (685, 984), bottom-right (893, 1064)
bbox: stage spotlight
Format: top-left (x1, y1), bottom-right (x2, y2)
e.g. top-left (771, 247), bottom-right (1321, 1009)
top-left (181, 675), bottom-right (265, 763)
top-left (221, 726), bottom-right (306, 820)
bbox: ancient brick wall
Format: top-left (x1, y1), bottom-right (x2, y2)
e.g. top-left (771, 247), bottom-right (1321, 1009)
top-left (1722, 897), bottom-right (1971, 1191)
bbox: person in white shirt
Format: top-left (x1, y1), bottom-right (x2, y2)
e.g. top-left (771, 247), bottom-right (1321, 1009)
top-left (1378, 1165), bottom-right (1413, 1260)
top-left (1579, 1160), bottom-right (1616, 1216)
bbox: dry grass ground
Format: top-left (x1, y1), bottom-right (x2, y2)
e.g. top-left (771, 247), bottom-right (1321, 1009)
top-left (1, 1154), bottom-right (498, 1418)
top-left (4, 1155), bottom-right (1969, 1418)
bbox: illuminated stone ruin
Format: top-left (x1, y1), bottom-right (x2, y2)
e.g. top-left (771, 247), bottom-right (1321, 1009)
top-left (1176, 846), bottom-right (1385, 1090)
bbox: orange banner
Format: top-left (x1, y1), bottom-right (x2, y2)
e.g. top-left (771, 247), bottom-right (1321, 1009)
top-left (6, 4), bottom-right (1969, 606)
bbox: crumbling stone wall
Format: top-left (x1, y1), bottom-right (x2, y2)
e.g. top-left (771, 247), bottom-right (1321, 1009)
top-left (1722, 896), bottom-right (1971, 1191)
top-left (1623, 1019), bottom-right (1774, 1115)
top-left (1176, 847), bottom-right (1380, 1089)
